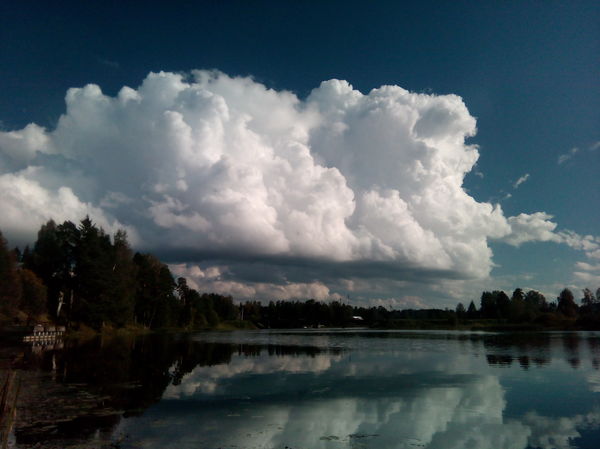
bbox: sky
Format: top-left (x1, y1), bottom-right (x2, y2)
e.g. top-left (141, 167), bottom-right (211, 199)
top-left (0, 1), bottom-right (598, 309)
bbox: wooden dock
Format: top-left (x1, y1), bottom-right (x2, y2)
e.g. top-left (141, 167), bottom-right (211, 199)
top-left (22, 324), bottom-right (66, 343)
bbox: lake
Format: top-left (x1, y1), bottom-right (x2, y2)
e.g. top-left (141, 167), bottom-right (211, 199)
top-left (6, 329), bottom-right (600, 448)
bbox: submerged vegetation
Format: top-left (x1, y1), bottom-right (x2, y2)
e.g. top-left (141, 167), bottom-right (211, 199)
top-left (1, 217), bottom-right (600, 332)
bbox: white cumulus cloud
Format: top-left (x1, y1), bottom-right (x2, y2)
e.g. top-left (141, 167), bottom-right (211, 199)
top-left (0, 123), bottom-right (52, 170)
top-left (0, 70), bottom-right (595, 300)
top-left (502, 212), bottom-right (561, 246)
top-left (0, 167), bottom-right (138, 245)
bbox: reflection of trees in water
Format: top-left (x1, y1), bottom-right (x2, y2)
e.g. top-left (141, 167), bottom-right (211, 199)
top-left (587, 336), bottom-right (600, 370)
top-left (16, 331), bottom-right (600, 445)
top-left (482, 333), bottom-right (600, 370)
top-left (15, 335), bottom-right (328, 446)
top-left (486, 354), bottom-right (514, 366)
top-left (483, 333), bottom-right (551, 368)
top-left (563, 333), bottom-right (581, 369)
top-left (518, 355), bottom-right (530, 369)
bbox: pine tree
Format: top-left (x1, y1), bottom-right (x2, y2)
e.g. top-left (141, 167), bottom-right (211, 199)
top-left (73, 217), bottom-right (115, 328)
top-left (467, 301), bottom-right (478, 319)
top-left (111, 230), bottom-right (137, 326)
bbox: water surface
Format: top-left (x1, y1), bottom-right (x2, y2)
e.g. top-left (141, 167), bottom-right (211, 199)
top-left (8, 330), bottom-right (600, 448)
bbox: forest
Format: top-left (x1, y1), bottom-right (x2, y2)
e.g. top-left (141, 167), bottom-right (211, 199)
top-left (1, 217), bottom-right (600, 332)
top-left (0, 218), bottom-right (237, 331)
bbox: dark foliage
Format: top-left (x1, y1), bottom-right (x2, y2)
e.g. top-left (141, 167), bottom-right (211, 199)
top-left (1, 219), bottom-right (600, 331)
top-left (0, 219), bottom-right (236, 330)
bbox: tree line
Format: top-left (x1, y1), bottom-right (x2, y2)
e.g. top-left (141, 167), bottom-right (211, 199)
top-left (2, 217), bottom-right (600, 331)
top-left (239, 286), bottom-right (600, 329)
top-left (238, 299), bottom-right (457, 329)
top-left (0, 217), bottom-right (237, 330)
top-left (454, 286), bottom-right (600, 328)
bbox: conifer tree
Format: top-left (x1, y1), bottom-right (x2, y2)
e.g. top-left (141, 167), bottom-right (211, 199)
top-left (111, 230), bottom-right (137, 326)
top-left (73, 217), bottom-right (115, 328)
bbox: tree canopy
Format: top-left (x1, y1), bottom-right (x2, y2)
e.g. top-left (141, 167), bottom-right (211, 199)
top-left (1, 218), bottom-right (600, 331)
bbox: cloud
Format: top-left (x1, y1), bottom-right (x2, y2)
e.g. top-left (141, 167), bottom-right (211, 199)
top-left (558, 147), bottom-right (579, 164)
top-left (501, 213), bottom-right (599, 257)
top-left (512, 173), bottom-right (529, 189)
top-left (0, 123), bottom-right (52, 170)
top-left (557, 231), bottom-right (600, 254)
top-left (573, 271), bottom-right (600, 286)
top-left (367, 296), bottom-right (429, 309)
top-left (586, 250), bottom-right (600, 260)
top-left (0, 70), bottom-right (597, 303)
top-left (576, 262), bottom-right (600, 272)
top-left (0, 71), bottom-right (505, 273)
top-left (0, 168), bottom-right (138, 245)
top-left (502, 212), bottom-right (561, 246)
top-left (557, 141), bottom-right (599, 165)
top-left (169, 262), bottom-right (340, 301)
top-left (573, 261), bottom-right (600, 286)
top-left (97, 57), bottom-right (120, 69)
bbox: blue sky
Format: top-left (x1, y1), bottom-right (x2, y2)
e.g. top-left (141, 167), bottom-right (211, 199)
top-left (1, 1), bottom-right (598, 307)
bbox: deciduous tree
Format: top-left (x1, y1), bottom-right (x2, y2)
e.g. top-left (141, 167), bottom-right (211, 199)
top-left (557, 288), bottom-right (578, 317)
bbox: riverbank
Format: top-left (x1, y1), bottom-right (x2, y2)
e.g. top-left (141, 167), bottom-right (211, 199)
top-left (6, 316), bottom-right (600, 344)
top-left (0, 319), bottom-right (258, 347)
top-left (370, 316), bottom-right (600, 332)
top-left (64, 319), bottom-right (257, 340)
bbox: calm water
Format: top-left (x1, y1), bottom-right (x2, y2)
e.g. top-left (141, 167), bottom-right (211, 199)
top-left (7, 330), bottom-right (600, 448)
